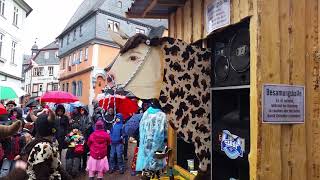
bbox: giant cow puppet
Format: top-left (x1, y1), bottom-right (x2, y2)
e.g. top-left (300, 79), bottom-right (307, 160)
top-left (0, 121), bottom-right (21, 138)
top-left (107, 31), bottom-right (211, 179)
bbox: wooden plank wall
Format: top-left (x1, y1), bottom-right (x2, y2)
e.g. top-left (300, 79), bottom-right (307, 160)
top-left (169, 0), bottom-right (253, 41)
top-left (168, 0), bottom-right (320, 180)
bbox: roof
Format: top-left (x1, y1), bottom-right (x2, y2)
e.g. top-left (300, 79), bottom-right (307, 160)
top-left (24, 41), bottom-right (59, 71)
top-left (23, 55), bottom-right (31, 65)
top-left (62, 0), bottom-right (105, 32)
top-left (58, 0), bottom-right (168, 38)
top-left (126, 0), bottom-right (186, 18)
top-left (42, 41), bottom-right (59, 49)
top-left (148, 26), bottom-right (167, 38)
top-left (14, 0), bottom-right (33, 16)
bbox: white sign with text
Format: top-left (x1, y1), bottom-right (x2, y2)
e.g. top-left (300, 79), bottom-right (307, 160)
top-left (262, 84), bottom-right (305, 123)
top-left (206, 0), bottom-right (230, 34)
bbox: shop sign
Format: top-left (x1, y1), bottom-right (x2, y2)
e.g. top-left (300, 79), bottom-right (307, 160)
top-left (221, 130), bottom-right (245, 159)
top-left (262, 84), bottom-right (305, 124)
top-left (206, 0), bottom-right (230, 34)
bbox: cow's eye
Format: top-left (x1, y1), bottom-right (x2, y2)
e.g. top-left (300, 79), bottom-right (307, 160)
top-left (129, 56), bottom-right (138, 61)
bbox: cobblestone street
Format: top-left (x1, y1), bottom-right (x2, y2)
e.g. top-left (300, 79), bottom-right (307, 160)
top-left (74, 142), bottom-right (140, 180)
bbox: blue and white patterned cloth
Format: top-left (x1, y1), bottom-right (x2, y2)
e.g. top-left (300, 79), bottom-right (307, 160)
top-left (136, 107), bottom-right (167, 171)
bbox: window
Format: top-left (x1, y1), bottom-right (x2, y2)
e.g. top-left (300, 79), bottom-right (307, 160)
top-left (85, 47), bottom-right (88, 60)
top-left (73, 53), bottom-right (76, 65)
top-left (73, 29), bottom-right (76, 41)
top-left (48, 66), bottom-right (53, 76)
top-left (79, 49), bottom-right (82, 63)
top-left (32, 84), bottom-right (38, 92)
top-left (55, 51), bottom-right (59, 58)
top-left (62, 83), bottom-right (65, 91)
top-left (11, 41), bottom-right (16, 64)
top-left (33, 67), bottom-right (44, 76)
top-left (62, 58), bottom-right (65, 69)
top-left (0, 33), bottom-right (3, 58)
top-left (72, 81), bottom-right (77, 96)
top-left (44, 52), bottom-right (49, 59)
top-left (0, 0), bottom-right (5, 17)
top-left (67, 34), bottom-right (70, 45)
top-left (79, 25), bottom-right (83, 37)
top-left (77, 81), bottom-right (82, 96)
top-left (68, 55), bottom-right (72, 71)
top-left (68, 55), bottom-right (72, 66)
top-left (117, 1), bottom-right (122, 8)
top-left (39, 84), bottom-right (43, 92)
top-left (136, 28), bottom-right (145, 34)
top-left (60, 39), bottom-right (63, 48)
top-left (53, 83), bottom-right (58, 91)
top-left (47, 83), bottom-right (52, 91)
top-left (66, 83), bottom-right (69, 92)
top-left (107, 20), bottom-right (119, 32)
top-left (13, 6), bottom-right (18, 26)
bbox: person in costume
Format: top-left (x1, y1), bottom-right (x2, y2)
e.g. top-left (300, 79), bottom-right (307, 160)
top-left (3, 109), bottom-right (71, 180)
top-left (136, 99), bottom-right (167, 179)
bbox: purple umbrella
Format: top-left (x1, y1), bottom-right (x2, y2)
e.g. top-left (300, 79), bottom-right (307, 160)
top-left (124, 113), bottom-right (143, 136)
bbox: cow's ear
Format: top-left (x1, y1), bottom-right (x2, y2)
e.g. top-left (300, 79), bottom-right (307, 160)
top-left (108, 28), bottom-right (128, 48)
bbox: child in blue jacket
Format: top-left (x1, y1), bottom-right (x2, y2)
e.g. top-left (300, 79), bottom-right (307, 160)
top-left (109, 113), bottom-right (125, 174)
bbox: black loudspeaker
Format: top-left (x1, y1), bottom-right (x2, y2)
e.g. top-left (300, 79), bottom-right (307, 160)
top-left (212, 28), bottom-right (250, 87)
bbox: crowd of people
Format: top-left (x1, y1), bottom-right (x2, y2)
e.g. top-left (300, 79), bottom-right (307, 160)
top-left (0, 98), bottom-right (168, 180)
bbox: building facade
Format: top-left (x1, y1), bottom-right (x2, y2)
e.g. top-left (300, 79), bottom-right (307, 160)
top-left (0, 0), bottom-right (32, 86)
top-left (57, 0), bottom-right (167, 105)
top-left (24, 41), bottom-right (59, 98)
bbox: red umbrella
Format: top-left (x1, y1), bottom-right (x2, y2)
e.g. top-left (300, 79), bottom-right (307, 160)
top-left (99, 95), bottom-right (138, 120)
top-left (0, 104), bottom-right (6, 115)
top-left (39, 91), bottom-right (79, 104)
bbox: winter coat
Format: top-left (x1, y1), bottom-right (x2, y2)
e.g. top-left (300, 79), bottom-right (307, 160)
top-left (55, 115), bottom-right (70, 150)
top-left (110, 114), bottom-right (123, 144)
top-left (87, 130), bottom-right (111, 159)
top-left (79, 106), bottom-right (92, 139)
top-left (79, 116), bottom-right (92, 139)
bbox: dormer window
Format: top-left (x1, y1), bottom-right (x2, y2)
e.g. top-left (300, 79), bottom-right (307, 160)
top-left (117, 1), bottom-right (122, 8)
top-left (73, 29), bottom-right (76, 41)
top-left (107, 20), bottom-right (119, 33)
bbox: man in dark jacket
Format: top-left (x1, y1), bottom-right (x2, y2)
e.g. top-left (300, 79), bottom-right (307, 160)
top-left (79, 106), bottom-right (92, 171)
top-left (54, 104), bottom-right (70, 153)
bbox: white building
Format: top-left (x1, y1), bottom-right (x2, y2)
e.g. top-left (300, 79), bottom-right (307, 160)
top-left (0, 0), bottom-right (32, 86)
top-left (24, 41), bottom-right (59, 98)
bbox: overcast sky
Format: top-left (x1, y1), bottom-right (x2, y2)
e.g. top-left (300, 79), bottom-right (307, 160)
top-left (22, 0), bottom-right (83, 55)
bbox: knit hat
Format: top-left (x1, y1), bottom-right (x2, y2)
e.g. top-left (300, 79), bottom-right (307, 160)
top-left (34, 113), bottom-right (56, 137)
top-left (6, 101), bottom-right (16, 107)
top-left (115, 113), bottom-right (123, 123)
top-left (95, 120), bottom-right (104, 130)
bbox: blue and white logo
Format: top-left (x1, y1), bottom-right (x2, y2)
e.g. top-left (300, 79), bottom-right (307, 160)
top-left (221, 130), bottom-right (245, 159)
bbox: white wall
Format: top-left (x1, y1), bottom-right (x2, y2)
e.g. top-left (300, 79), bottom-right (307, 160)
top-left (0, 0), bottom-right (29, 87)
top-left (24, 65), bottom-right (59, 96)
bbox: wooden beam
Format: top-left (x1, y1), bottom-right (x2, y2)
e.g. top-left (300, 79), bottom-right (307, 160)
top-left (142, 0), bottom-right (158, 17)
top-left (126, 12), bottom-right (169, 19)
top-left (158, 0), bottom-right (186, 7)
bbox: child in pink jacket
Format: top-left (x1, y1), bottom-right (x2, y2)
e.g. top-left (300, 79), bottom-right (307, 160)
top-left (86, 120), bottom-right (111, 180)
